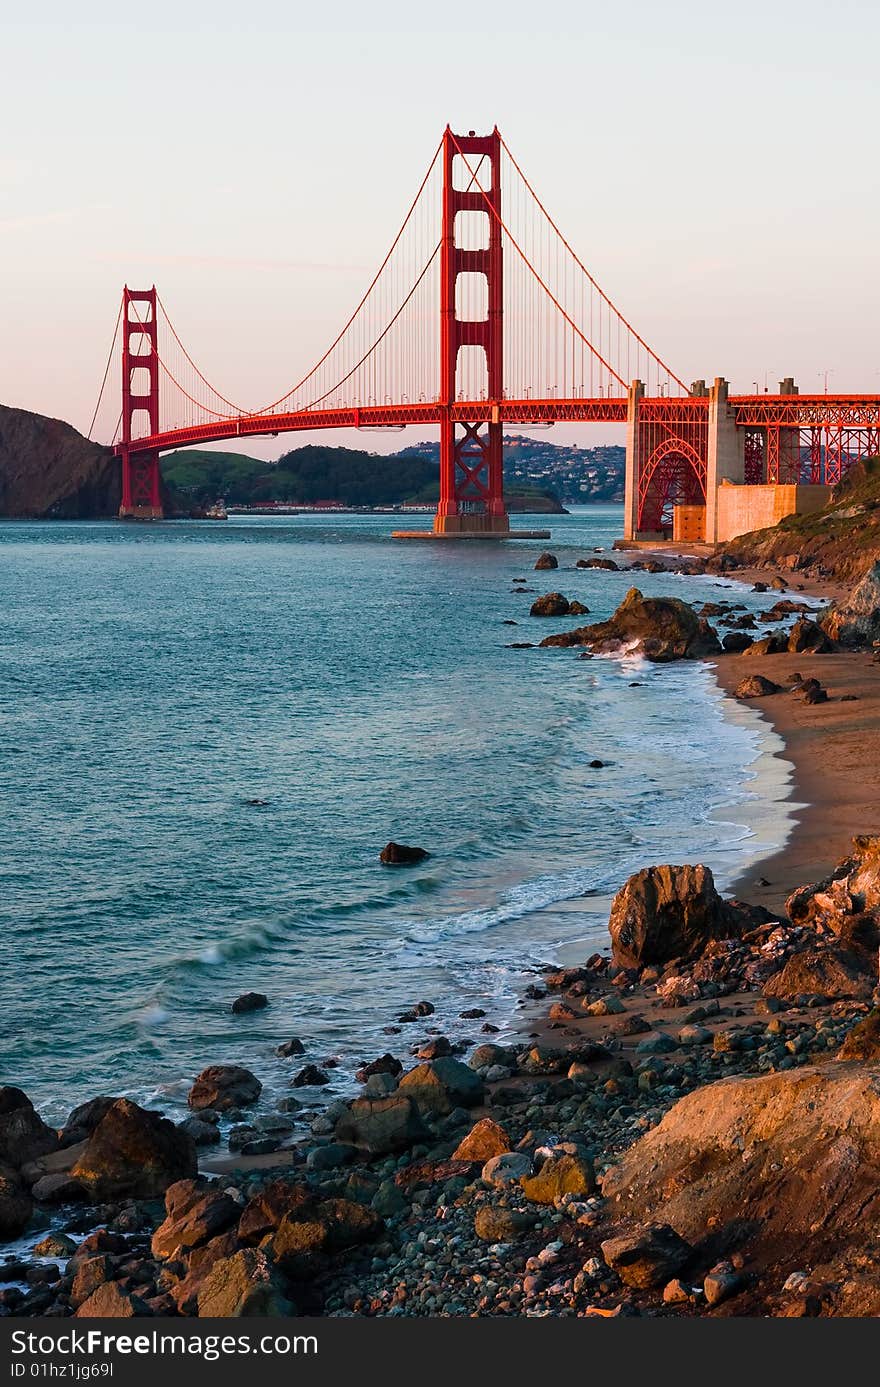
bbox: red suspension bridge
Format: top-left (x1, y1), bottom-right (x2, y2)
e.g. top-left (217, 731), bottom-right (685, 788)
top-left (89, 126), bottom-right (880, 542)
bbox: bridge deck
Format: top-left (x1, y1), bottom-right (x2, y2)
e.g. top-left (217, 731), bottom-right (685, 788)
top-left (116, 394), bottom-right (880, 458)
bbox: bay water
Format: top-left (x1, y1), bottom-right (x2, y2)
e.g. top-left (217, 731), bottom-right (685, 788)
top-left (0, 506), bottom-right (802, 1123)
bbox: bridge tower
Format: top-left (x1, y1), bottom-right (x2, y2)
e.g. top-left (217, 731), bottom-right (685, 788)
top-left (119, 286), bottom-right (163, 520)
top-left (435, 127), bottom-right (508, 535)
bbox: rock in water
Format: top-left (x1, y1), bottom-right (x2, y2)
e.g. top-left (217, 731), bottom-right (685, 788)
top-left (188, 1065), bottom-right (262, 1111)
top-left (291, 1065), bottom-right (330, 1087)
top-left (70, 1098), bottom-right (196, 1200)
top-left (608, 863), bottom-right (738, 969)
top-left (539, 587), bottom-right (720, 661)
top-left (534, 552), bottom-right (558, 570)
top-left (0, 1087), bottom-right (60, 1170)
top-left (60, 1097), bottom-right (120, 1148)
top-left (231, 992), bottom-right (268, 1014)
top-left (577, 556), bottom-right (619, 570)
top-left (529, 592), bottom-right (571, 617)
top-left (379, 842), bottom-right (430, 866)
top-left (822, 561), bottom-right (880, 646)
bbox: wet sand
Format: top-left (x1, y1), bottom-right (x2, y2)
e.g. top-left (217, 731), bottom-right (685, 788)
top-left (714, 647), bottom-right (880, 914)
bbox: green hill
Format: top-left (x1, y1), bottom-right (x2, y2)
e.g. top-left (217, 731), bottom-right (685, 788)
top-left (161, 445), bottom-right (438, 508)
top-left (161, 444), bottom-right (567, 512)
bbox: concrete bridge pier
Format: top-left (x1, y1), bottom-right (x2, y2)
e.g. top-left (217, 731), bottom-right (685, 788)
top-left (704, 377), bottom-right (745, 543)
top-left (622, 379), bottom-right (645, 542)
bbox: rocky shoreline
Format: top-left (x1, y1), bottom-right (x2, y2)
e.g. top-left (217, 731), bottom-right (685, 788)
top-left (4, 546), bottom-right (880, 1319)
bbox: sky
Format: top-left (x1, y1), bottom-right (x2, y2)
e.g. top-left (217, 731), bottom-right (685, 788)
top-left (2, 0), bottom-right (879, 457)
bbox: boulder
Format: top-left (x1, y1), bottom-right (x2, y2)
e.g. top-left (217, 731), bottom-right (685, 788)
top-left (0, 1167), bottom-right (32, 1239)
top-left (568, 601), bottom-right (590, 616)
top-left (231, 992), bottom-right (268, 1014)
top-left (379, 842), bottom-right (430, 865)
top-left (334, 1094), bottom-right (428, 1155)
top-left (196, 1249), bottom-right (292, 1318)
top-left (482, 1152), bottom-right (533, 1185)
top-left (178, 1116), bottom-right (222, 1148)
top-left (468, 1043), bottom-right (516, 1070)
top-left (762, 946), bottom-right (872, 1001)
top-left (188, 1065), bottom-right (262, 1112)
top-left (31, 1173), bottom-right (85, 1204)
top-left (788, 618), bottom-right (833, 654)
top-left (534, 552), bottom-right (558, 570)
top-left (60, 1097), bottom-right (120, 1149)
top-left (74, 1282), bottom-right (149, 1318)
top-left (722, 632), bottom-right (754, 653)
top-left (266, 1197), bottom-right (381, 1278)
top-left (787, 836), bottom-right (880, 934)
top-left (740, 634), bottom-right (787, 656)
top-left (608, 863), bottom-right (739, 969)
top-left (397, 1057), bottom-right (484, 1114)
top-left (518, 1044), bottom-right (569, 1075)
top-left (70, 1098), bottom-right (196, 1200)
top-left (276, 1038), bottom-right (306, 1057)
top-left (529, 592), bottom-right (570, 617)
top-left (150, 1179), bottom-right (241, 1259)
top-left (735, 675), bottom-right (781, 699)
top-left (822, 562), bottom-right (880, 646)
top-left (291, 1065), bottom-right (330, 1087)
top-left (600, 1225), bottom-right (692, 1289)
top-left (237, 1180), bottom-right (313, 1245)
top-left (355, 1054), bottom-right (402, 1084)
top-left (577, 556), bottom-right (619, 570)
top-left (70, 1255), bottom-right (114, 1309)
top-left (168, 1230), bottom-right (242, 1315)
top-left (474, 1206), bottom-right (536, 1242)
top-left (602, 1066), bottom-right (880, 1270)
top-left (453, 1118), bottom-right (510, 1162)
top-left (539, 588), bottom-right (720, 661)
top-left (0, 1088), bottom-right (59, 1171)
top-left (520, 1152), bottom-right (595, 1203)
top-left (838, 1010), bottom-right (880, 1061)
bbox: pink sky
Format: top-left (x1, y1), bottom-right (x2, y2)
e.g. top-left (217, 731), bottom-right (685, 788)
top-left (2, 1), bottom-right (879, 458)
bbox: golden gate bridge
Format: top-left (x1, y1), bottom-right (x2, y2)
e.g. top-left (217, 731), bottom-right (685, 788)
top-left (88, 126), bottom-right (880, 543)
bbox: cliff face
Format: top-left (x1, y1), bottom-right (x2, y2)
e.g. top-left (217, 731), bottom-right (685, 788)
top-left (0, 403), bottom-right (120, 518)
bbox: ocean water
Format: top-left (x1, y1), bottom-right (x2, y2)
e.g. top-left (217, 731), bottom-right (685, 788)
top-left (0, 506), bottom-right (808, 1124)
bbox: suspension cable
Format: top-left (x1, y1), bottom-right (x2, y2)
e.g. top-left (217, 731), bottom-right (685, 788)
top-left (87, 296), bottom-right (123, 440)
top-left (249, 137), bottom-right (444, 416)
top-left (499, 135), bottom-right (687, 393)
top-left (448, 132), bottom-right (625, 390)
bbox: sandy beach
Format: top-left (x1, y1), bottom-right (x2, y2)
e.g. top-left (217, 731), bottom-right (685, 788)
top-left (716, 647), bottom-right (880, 913)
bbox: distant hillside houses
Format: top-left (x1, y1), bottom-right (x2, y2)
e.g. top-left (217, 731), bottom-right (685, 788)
top-left (399, 435), bottom-right (625, 504)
